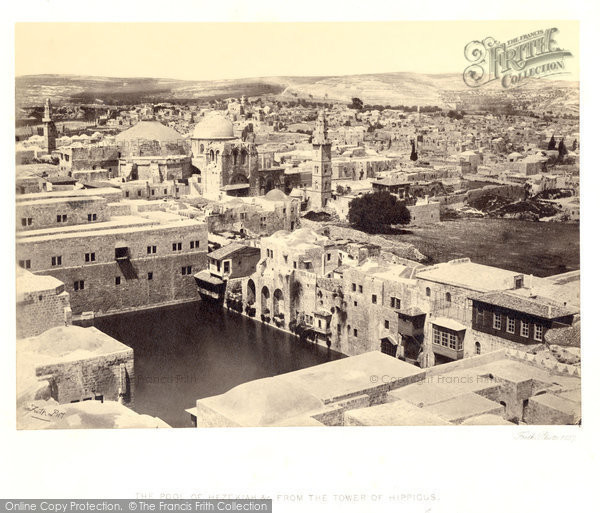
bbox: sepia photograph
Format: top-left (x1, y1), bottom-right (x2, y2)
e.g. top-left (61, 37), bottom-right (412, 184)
top-left (13, 20), bottom-right (582, 431)
top-left (3, 2), bottom-right (599, 511)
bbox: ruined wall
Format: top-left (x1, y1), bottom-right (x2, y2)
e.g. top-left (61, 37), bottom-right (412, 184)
top-left (407, 201), bottom-right (441, 226)
top-left (207, 200), bottom-right (300, 236)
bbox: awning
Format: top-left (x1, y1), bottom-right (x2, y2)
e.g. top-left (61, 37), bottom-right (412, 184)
top-left (193, 270), bottom-right (224, 286)
top-left (430, 317), bottom-right (467, 332)
top-left (221, 183), bottom-right (250, 191)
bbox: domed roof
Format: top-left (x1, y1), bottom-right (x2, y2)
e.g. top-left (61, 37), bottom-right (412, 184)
top-left (264, 189), bottom-right (287, 202)
top-left (115, 120), bottom-right (182, 142)
top-left (192, 113), bottom-right (235, 140)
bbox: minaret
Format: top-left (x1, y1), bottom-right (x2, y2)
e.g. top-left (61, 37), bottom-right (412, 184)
top-left (308, 110), bottom-right (332, 208)
top-left (42, 98), bottom-right (57, 154)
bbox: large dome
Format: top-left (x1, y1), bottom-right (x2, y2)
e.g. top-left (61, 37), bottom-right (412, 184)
top-left (115, 121), bottom-right (182, 142)
top-left (192, 113), bottom-right (235, 140)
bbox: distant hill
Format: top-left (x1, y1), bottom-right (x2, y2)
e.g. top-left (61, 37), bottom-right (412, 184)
top-left (15, 72), bottom-right (579, 111)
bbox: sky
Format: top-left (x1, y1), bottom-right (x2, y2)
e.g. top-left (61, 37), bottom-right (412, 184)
top-left (15, 21), bottom-right (579, 81)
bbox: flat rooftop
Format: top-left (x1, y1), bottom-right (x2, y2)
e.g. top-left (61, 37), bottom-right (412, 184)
top-left (416, 259), bottom-right (522, 291)
top-left (17, 215), bottom-right (203, 243)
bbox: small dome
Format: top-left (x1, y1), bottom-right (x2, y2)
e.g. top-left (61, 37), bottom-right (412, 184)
top-left (192, 113), bottom-right (235, 140)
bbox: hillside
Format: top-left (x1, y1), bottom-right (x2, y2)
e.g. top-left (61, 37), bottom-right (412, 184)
top-left (15, 72), bottom-right (579, 112)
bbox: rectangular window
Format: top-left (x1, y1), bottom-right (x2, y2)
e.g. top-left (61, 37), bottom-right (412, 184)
top-left (493, 312), bottom-right (501, 330)
top-left (51, 256), bottom-right (62, 266)
top-left (125, 191), bottom-right (130, 198)
top-left (57, 214), bottom-right (67, 223)
top-left (521, 321), bottom-right (529, 338)
top-left (449, 333), bottom-right (457, 350)
top-left (115, 276), bottom-right (121, 285)
top-left (147, 245), bottom-right (157, 254)
top-left (384, 320), bottom-right (390, 330)
top-left (433, 328), bottom-right (441, 346)
top-left (74, 280), bottom-right (84, 291)
top-left (87, 213), bottom-right (97, 221)
top-left (441, 331), bottom-right (449, 347)
top-left (476, 306), bottom-right (484, 325)
top-left (372, 294), bottom-right (377, 304)
top-left (223, 261), bottom-right (230, 274)
top-left (534, 324), bottom-right (543, 342)
top-left (353, 329), bottom-right (358, 337)
top-left (359, 285), bottom-right (363, 293)
top-left (164, 189), bottom-right (167, 195)
top-left (293, 261), bottom-right (297, 269)
top-left (18, 260), bottom-right (31, 269)
top-left (507, 317), bottom-right (515, 334)
top-left (327, 253), bottom-right (331, 261)
top-left (85, 252), bottom-right (96, 263)
top-left (147, 272), bottom-right (153, 280)
top-left (352, 283), bottom-right (356, 292)
top-left (172, 242), bottom-right (182, 251)
top-left (151, 190), bottom-right (155, 196)
top-left (21, 218), bottom-right (32, 227)
top-left (181, 266), bottom-right (192, 275)
top-left (137, 190), bottom-right (142, 197)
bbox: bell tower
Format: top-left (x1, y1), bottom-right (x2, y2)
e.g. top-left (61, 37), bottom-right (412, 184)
top-left (308, 110), bottom-right (332, 208)
top-left (42, 98), bottom-right (57, 154)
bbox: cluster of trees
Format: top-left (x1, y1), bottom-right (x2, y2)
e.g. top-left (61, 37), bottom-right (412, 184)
top-left (348, 191), bottom-right (411, 233)
top-left (445, 110), bottom-right (465, 120)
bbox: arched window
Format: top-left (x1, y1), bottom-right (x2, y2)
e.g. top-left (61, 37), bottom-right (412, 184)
top-left (425, 287), bottom-right (431, 297)
top-left (232, 148), bottom-right (238, 165)
top-left (215, 150), bottom-right (220, 162)
top-left (445, 292), bottom-right (452, 303)
top-left (241, 149), bottom-right (247, 165)
top-left (209, 149), bottom-right (215, 161)
top-left (475, 342), bottom-right (481, 355)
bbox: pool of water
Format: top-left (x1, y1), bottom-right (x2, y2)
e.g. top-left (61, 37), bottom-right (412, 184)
top-left (93, 301), bottom-right (344, 427)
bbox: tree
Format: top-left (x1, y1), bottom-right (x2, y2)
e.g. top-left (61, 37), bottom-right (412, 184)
top-left (558, 138), bottom-right (568, 160)
top-left (348, 191), bottom-right (411, 233)
top-left (572, 139), bottom-right (578, 151)
top-left (348, 97), bottom-right (364, 110)
top-left (241, 123), bottom-right (254, 142)
top-left (548, 134), bottom-right (556, 150)
top-left (410, 139), bottom-right (418, 161)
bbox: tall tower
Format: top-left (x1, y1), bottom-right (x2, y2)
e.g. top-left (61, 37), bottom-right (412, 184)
top-left (308, 110), bottom-right (332, 208)
top-left (42, 98), bottom-right (57, 154)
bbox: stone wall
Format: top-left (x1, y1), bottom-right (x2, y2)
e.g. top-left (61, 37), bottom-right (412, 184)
top-left (407, 201), bottom-right (441, 226)
top-left (16, 221), bottom-right (208, 315)
top-left (16, 196), bottom-right (109, 231)
top-left (16, 285), bottom-right (72, 339)
top-left (36, 346), bottom-right (134, 406)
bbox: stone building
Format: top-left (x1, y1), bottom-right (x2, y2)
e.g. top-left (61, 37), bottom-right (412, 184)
top-left (18, 325), bottom-right (135, 406)
top-left (15, 188), bottom-right (208, 316)
top-left (57, 145), bottom-right (120, 176)
top-left (16, 268), bottom-right (72, 339)
top-left (205, 189), bottom-right (301, 237)
top-left (190, 349), bottom-right (580, 427)
top-left (190, 113), bottom-right (261, 197)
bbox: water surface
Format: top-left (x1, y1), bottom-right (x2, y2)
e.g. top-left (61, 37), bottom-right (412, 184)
top-left (94, 301), bottom-right (344, 427)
